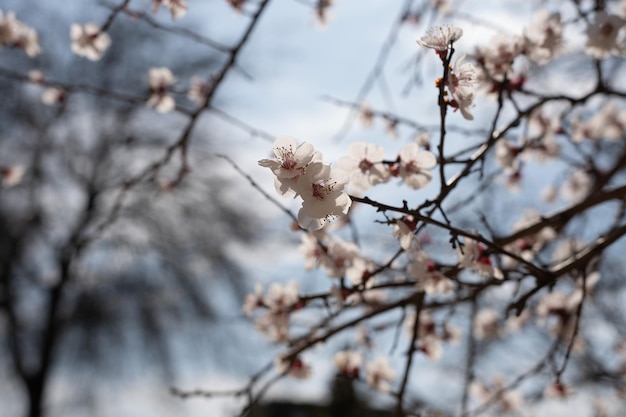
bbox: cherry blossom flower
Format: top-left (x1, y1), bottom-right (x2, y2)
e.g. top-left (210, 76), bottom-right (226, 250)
top-left (151, 0), bottom-right (188, 20)
top-left (265, 280), bottom-right (300, 312)
top-left (365, 357), bottom-right (395, 392)
top-left (544, 381), bottom-right (573, 399)
top-left (70, 23), bottom-right (111, 61)
top-left (275, 355), bottom-right (311, 379)
top-left (334, 350), bottom-right (362, 378)
top-left (252, 281), bottom-right (300, 342)
top-left (404, 311), bottom-right (450, 361)
top-left (398, 143), bottom-right (436, 189)
top-left (338, 142), bottom-right (388, 192)
top-left (324, 235), bottom-right (360, 278)
top-left (449, 85), bottom-right (476, 120)
top-left (187, 76), bottom-right (209, 106)
top-left (0, 10), bottom-right (18, 46)
top-left (523, 10), bottom-right (563, 65)
top-left (503, 210), bottom-right (556, 268)
top-left (258, 136), bottom-right (316, 183)
top-left (147, 67), bottom-right (176, 113)
top-left (494, 139), bottom-right (520, 172)
top-left (41, 87), bottom-right (65, 105)
top-left (475, 34), bottom-right (524, 81)
top-left (536, 289), bottom-right (584, 347)
top-left (0, 10), bottom-right (40, 56)
top-left (458, 238), bottom-right (495, 277)
top-left (448, 54), bottom-right (477, 89)
top-left (407, 250), bottom-right (453, 296)
top-left (1, 165), bottom-right (25, 187)
top-left (415, 132), bottom-right (430, 149)
top-left (573, 101), bottom-right (626, 142)
top-left (470, 378), bottom-right (524, 412)
top-left (296, 162), bottom-right (351, 230)
top-left (393, 215), bottom-right (418, 250)
top-left (28, 69), bottom-right (44, 83)
top-left (241, 283), bottom-right (264, 316)
top-left (474, 308), bottom-right (501, 340)
top-left (417, 24), bottom-right (463, 53)
top-left (15, 27), bottom-right (40, 57)
top-left (560, 169), bottom-right (591, 202)
top-left (585, 11), bottom-right (625, 59)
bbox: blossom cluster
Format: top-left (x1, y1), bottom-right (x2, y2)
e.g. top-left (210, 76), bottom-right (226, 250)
top-left (70, 23), bottom-right (111, 61)
top-left (259, 136), bottom-right (352, 230)
top-left (0, 9), bottom-right (40, 57)
top-left (151, 0), bottom-right (188, 20)
top-left (416, 24), bottom-right (478, 120)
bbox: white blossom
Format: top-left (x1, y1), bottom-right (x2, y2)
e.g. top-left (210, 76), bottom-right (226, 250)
top-left (398, 143), bottom-right (436, 189)
top-left (41, 87), bottom-right (65, 105)
top-left (258, 136), bottom-right (315, 182)
top-left (417, 24), bottom-right (463, 52)
top-left (523, 10), bottom-right (563, 64)
top-left (338, 142), bottom-right (388, 192)
top-left (70, 23), bottom-right (111, 61)
top-left (151, 0), bottom-right (188, 20)
top-left (296, 162), bottom-right (351, 230)
top-left (585, 11), bottom-right (625, 59)
top-left (334, 350), bottom-right (362, 377)
top-left (275, 356), bottom-right (311, 379)
top-left (147, 67), bottom-right (176, 113)
top-left (365, 357), bottom-right (395, 392)
top-left (1, 165), bottom-right (25, 187)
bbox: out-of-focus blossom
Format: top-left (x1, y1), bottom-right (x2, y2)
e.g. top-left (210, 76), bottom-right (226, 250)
top-left (365, 357), bottom-right (396, 392)
top-left (275, 355), bottom-right (311, 379)
top-left (523, 10), bottom-right (563, 64)
top-left (474, 308), bottom-right (501, 340)
top-left (151, 0), bottom-right (188, 20)
top-left (147, 67), bottom-right (176, 113)
top-left (475, 34), bottom-right (524, 82)
top-left (0, 10), bottom-right (41, 57)
top-left (458, 238), bottom-right (495, 277)
top-left (338, 142), bottom-right (388, 192)
top-left (334, 350), bottom-right (362, 378)
top-left (187, 76), bottom-right (209, 106)
top-left (407, 250), bottom-right (453, 296)
top-left (70, 23), bottom-right (111, 61)
top-left (572, 101), bottom-right (626, 142)
top-left (41, 87), bottom-right (65, 105)
top-left (1, 165), bottom-right (25, 187)
top-left (544, 381), bottom-right (573, 399)
top-left (560, 169), bottom-right (592, 202)
top-left (470, 378), bottom-right (524, 412)
top-left (585, 11), bottom-right (625, 59)
top-left (28, 69), bottom-right (44, 83)
top-left (398, 143), bottom-right (436, 189)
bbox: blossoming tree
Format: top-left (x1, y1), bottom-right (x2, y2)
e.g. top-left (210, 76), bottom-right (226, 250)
top-left (1, 0), bottom-right (626, 417)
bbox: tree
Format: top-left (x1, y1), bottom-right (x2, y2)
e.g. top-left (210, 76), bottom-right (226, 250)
top-left (1, 1), bottom-right (626, 417)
